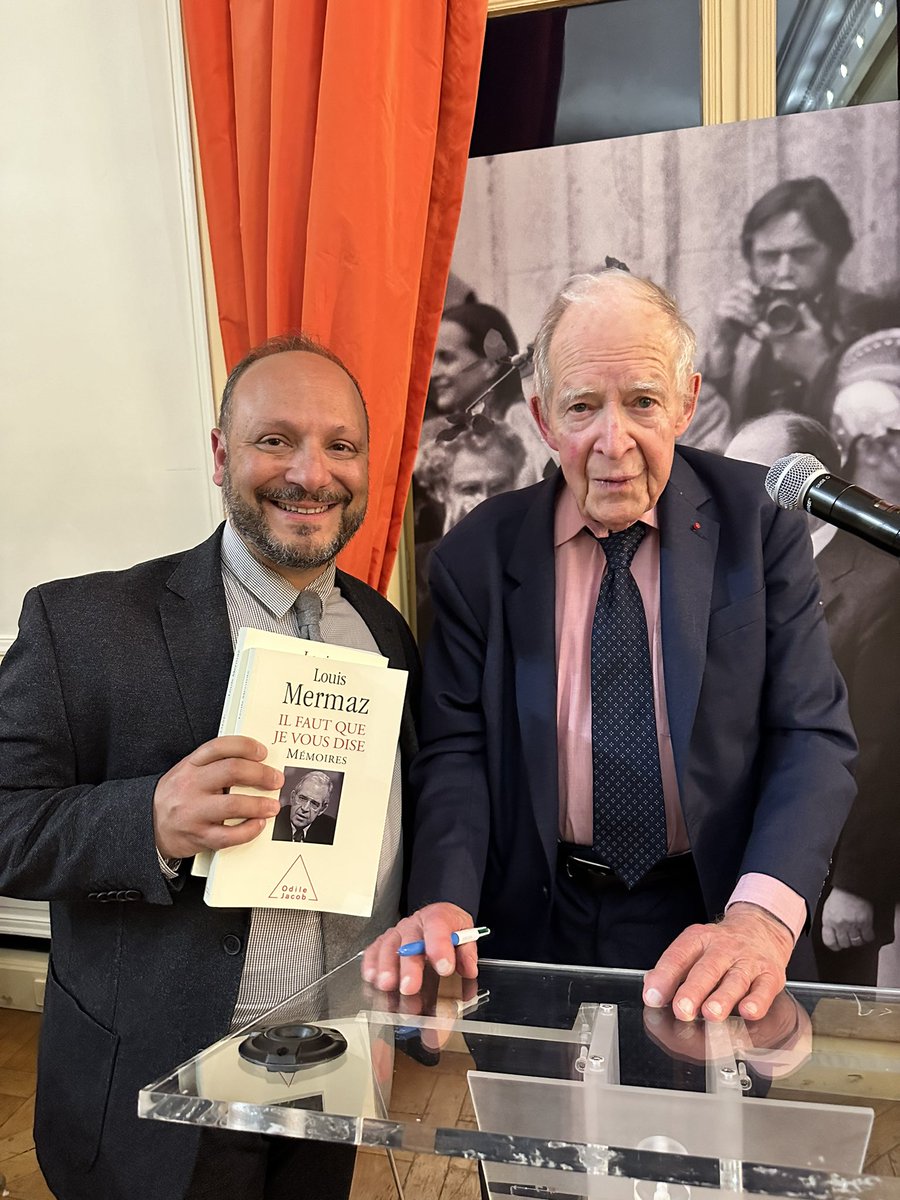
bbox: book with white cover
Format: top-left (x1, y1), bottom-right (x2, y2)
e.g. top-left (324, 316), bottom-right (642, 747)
top-left (203, 643), bottom-right (406, 914)
top-left (191, 627), bottom-right (387, 878)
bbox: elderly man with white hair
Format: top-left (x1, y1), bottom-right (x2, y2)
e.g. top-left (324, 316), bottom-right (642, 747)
top-left (368, 267), bottom-right (857, 1022)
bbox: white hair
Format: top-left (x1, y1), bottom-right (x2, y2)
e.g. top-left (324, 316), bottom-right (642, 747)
top-left (531, 269), bottom-right (697, 416)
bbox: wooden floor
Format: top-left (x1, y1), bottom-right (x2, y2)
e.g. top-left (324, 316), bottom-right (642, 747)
top-left (2, 1005), bottom-right (899, 1199)
top-left (0, 1009), bottom-right (51, 1200)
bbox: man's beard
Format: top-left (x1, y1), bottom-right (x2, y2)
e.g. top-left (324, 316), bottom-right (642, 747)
top-left (222, 472), bottom-right (366, 573)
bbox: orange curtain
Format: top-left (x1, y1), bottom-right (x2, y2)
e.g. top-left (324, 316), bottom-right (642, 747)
top-left (182, 1), bottom-right (487, 593)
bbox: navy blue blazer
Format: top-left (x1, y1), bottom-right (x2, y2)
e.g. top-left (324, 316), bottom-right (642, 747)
top-left (407, 447), bottom-right (857, 962)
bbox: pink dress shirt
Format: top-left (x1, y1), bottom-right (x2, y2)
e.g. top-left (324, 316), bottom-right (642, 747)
top-left (553, 485), bottom-right (806, 942)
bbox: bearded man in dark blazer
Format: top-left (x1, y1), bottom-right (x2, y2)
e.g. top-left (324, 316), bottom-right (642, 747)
top-left (0, 335), bottom-right (420, 1200)
top-left (366, 270), bottom-right (855, 1027)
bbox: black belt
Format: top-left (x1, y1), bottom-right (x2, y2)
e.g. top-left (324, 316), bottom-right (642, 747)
top-left (558, 843), bottom-right (695, 890)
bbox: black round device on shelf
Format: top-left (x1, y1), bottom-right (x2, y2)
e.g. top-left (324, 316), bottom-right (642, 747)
top-left (238, 1023), bottom-right (348, 1073)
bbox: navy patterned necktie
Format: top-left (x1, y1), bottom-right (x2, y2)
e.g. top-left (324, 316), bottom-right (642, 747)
top-left (590, 522), bottom-right (667, 887)
top-left (294, 590), bottom-right (323, 642)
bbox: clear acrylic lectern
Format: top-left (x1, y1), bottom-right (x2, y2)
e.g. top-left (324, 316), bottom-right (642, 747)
top-left (139, 956), bottom-right (900, 1199)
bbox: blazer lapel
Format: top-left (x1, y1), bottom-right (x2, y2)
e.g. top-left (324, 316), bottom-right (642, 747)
top-left (658, 454), bottom-right (719, 786)
top-left (334, 570), bottom-right (419, 768)
top-left (506, 477), bottom-right (562, 871)
top-left (336, 571), bottom-right (403, 663)
top-left (158, 527), bottom-right (234, 745)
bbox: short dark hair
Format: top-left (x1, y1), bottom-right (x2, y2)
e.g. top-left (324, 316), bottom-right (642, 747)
top-left (218, 333), bottom-right (367, 433)
top-left (442, 302), bottom-right (519, 362)
top-left (741, 177), bottom-right (853, 264)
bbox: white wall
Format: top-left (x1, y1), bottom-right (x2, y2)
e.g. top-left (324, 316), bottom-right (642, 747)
top-left (0, 0), bottom-right (220, 654)
top-left (0, 1), bottom-right (219, 937)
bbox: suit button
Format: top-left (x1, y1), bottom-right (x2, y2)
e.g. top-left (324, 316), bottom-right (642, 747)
top-left (88, 892), bottom-right (99, 901)
top-left (542, 885), bottom-right (550, 899)
top-left (124, 889), bottom-right (142, 901)
top-left (222, 934), bottom-right (242, 956)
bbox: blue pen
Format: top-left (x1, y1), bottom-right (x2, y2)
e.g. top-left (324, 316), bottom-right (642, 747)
top-left (398, 926), bottom-right (490, 957)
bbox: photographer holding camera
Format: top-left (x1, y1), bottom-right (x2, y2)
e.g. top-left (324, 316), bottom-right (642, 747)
top-left (704, 176), bottom-right (885, 426)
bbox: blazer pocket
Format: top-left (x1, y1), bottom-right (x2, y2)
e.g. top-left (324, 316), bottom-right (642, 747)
top-left (708, 588), bottom-right (765, 642)
top-left (34, 962), bottom-right (120, 1175)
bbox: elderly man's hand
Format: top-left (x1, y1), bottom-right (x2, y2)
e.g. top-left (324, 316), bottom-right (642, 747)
top-left (643, 989), bottom-right (812, 1081)
top-left (642, 902), bottom-right (795, 1022)
top-left (361, 903), bottom-right (479, 996)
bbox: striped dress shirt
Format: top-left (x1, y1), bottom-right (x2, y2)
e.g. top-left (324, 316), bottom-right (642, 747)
top-left (218, 523), bottom-right (403, 1029)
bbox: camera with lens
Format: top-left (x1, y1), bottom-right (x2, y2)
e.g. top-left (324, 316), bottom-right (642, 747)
top-left (757, 288), bottom-right (804, 337)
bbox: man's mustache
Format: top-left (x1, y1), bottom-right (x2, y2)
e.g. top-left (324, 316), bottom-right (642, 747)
top-left (261, 487), bottom-right (350, 505)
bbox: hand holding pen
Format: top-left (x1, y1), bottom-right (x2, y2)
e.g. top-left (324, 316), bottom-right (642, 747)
top-left (361, 901), bottom-right (482, 996)
top-left (398, 926), bottom-right (490, 957)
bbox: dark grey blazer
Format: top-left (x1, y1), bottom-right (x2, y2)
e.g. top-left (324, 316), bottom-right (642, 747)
top-left (0, 527), bottom-right (420, 1200)
top-left (271, 806), bottom-right (338, 844)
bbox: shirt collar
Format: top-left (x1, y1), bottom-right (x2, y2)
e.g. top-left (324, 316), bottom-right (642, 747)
top-left (553, 482), bottom-right (658, 547)
top-left (221, 521), bottom-right (336, 618)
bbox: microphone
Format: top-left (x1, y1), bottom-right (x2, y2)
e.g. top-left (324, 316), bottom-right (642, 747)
top-left (765, 453), bottom-right (900, 558)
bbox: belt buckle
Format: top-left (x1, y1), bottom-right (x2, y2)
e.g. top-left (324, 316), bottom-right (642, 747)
top-left (568, 854), bottom-right (613, 880)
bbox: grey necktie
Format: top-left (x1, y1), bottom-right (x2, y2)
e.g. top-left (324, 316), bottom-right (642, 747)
top-left (294, 590), bottom-right (324, 642)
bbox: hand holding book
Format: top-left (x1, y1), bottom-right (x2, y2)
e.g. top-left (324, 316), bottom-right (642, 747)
top-left (199, 627), bottom-right (408, 914)
top-left (153, 735), bottom-right (283, 861)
